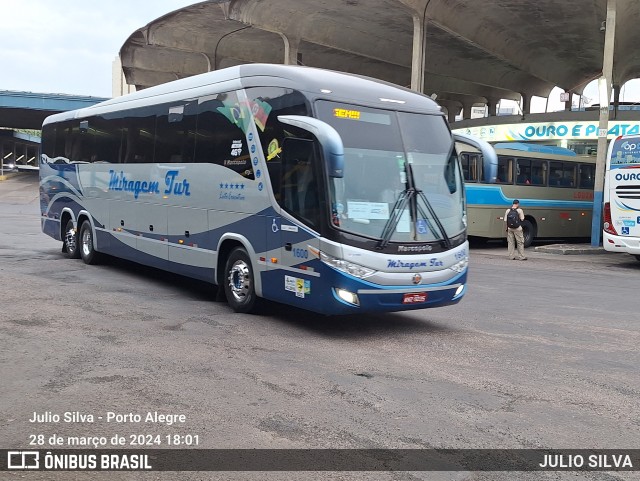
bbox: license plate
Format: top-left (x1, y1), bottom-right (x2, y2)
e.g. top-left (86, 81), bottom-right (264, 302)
top-left (403, 292), bottom-right (427, 304)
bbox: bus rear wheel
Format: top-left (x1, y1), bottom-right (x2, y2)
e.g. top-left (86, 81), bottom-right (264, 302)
top-left (63, 219), bottom-right (81, 259)
top-left (79, 220), bottom-right (101, 265)
top-left (224, 247), bottom-right (257, 313)
top-left (521, 219), bottom-right (535, 248)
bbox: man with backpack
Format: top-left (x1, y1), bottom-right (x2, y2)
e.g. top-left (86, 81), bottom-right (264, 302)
top-left (505, 199), bottom-right (527, 260)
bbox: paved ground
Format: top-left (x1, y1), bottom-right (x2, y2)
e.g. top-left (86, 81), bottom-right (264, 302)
top-left (1, 173), bottom-right (639, 481)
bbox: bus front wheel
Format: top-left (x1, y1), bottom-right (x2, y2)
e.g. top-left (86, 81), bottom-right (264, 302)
top-left (521, 219), bottom-right (535, 248)
top-left (63, 219), bottom-right (81, 259)
top-left (224, 247), bottom-right (257, 313)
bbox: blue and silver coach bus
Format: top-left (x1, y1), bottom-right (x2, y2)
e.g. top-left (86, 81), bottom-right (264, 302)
top-left (40, 64), bottom-right (496, 315)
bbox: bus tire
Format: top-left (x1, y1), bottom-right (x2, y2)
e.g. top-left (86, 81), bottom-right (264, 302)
top-left (224, 247), bottom-right (257, 313)
top-left (63, 219), bottom-right (81, 259)
top-left (521, 219), bottom-right (535, 248)
top-left (79, 220), bottom-right (101, 265)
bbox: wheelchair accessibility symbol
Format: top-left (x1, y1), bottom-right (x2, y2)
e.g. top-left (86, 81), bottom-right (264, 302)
top-left (272, 218), bottom-right (279, 233)
top-left (416, 219), bottom-right (428, 235)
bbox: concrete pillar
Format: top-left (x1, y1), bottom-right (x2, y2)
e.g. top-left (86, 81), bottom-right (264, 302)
top-left (565, 91), bottom-right (573, 111)
top-left (592, 0), bottom-right (617, 247)
top-left (521, 93), bottom-right (531, 115)
top-left (279, 33), bottom-right (300, 65)
top-left (613, 84), bottom-right (621, 118)
top-left (438, 100), bottom-right (461, 123)
top-left (486, 98), bottom-right (498, 117)
top-left (461, 102), bottom-right (474, 120)
top-left (410, 11), bottom-right (427, 93)
top-left (448, 108), bottom-right (458, 123)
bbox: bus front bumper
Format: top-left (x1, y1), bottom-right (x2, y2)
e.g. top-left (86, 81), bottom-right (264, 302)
top-left (603, 232), bottom-right (640, 255)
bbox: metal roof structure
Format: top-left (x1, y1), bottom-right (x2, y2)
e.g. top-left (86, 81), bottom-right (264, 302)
top-left (119, 0), bottom-right (640, 118)
top-left (0, 91), bottom-right (108, 130)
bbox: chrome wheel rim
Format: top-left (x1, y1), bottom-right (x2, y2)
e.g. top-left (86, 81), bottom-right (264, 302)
top-left (65, 227), bottom-right (77, 253)
top-left (228, 260), bottom-right (251, 303)
top-left (81, 228), bottom-right (92, 257)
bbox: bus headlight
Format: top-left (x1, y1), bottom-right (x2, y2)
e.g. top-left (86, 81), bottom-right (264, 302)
top-left (335, 288), bottom-right (360, 306)
top-left (449, 257), bottom-right (468, 273)
top-left (320, 252), bottom-right (376, 279)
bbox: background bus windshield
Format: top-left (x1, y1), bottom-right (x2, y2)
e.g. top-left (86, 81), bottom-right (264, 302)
top-left (316, 101), bottom-right (464, 243)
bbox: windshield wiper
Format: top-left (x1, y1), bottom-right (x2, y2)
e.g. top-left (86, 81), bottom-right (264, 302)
top-left (416, 190), bottom-right (452, 249)
top-left (377, 164), bottom-right (452, 250)
top-left (377, 188), bottom-right (413, 249)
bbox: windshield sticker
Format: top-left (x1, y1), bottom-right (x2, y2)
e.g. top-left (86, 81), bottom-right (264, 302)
top-left (267, 139), bottom-right (282, 161)
top-left (347, 201), bottom-right (389, 220)
top-left (250, 99), bottom-right (272, 132)
top-left (230, 139), bottom-right (243, 157)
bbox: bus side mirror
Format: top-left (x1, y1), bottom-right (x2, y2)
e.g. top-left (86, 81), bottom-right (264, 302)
top-left (453, 132), bottom-right (498, 183)
top-left (278, 115), bottom-right (344, 178)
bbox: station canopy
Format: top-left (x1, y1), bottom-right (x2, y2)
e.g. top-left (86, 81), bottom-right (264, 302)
top-left (119, 0), bottom-right (640, 107)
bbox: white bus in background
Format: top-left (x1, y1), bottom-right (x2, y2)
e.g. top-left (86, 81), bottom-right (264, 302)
top-left (603, 135), bottom-right (640, 261)
top-left (39, 64), bottom-right (497, 315)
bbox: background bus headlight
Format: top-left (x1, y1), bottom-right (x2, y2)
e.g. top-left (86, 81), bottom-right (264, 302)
top-left (320, 251), bottom-right (376, 279)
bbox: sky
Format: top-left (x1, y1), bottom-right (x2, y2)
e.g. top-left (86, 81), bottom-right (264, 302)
top-left (1, 0), bottom-right (196, 98)
top-left (2, 1), bottom-right (640, 107)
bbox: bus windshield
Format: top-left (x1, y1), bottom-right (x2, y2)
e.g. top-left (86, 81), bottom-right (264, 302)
top-left (315, 101), bottom-right (463, 243)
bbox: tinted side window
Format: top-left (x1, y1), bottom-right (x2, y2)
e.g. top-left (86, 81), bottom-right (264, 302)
top-left (54, 120), bottom-right (92, 162)
top-left (121, 107), bottom-right (157, 163)
top-left (516, 158), bottom-right (546, 186)
top-left (579, 163), bottom-right (595, 189)
top-left (87, 115), bottom-right (124, 163)
top-left (460, 153), bottom-right (478, 182)
top-left (195, 91), bottom-right (253, 179)
top-left (549, 161), bottom-right (576, 187)
top-left (41, 124), bottom-right (62, 159)
top-left (154, 102), bottom-right (197, 164)
top-left (495, 156), bottom-right (513, 184)
top-left (245, 87), bottom-right (311, 200)
top-left (281, 138), bottom-right (321, 229)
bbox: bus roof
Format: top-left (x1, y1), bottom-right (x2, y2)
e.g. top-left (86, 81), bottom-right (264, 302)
top-left (493, 142), bottom-right (577, 156)
top-left (43, 64), bottom-right (443, 126)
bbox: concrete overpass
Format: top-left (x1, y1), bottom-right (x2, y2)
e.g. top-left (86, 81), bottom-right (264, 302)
top-left (119, 0), bottom-right (640, 120)
top-left (0, 91), bottom-right (108, 130)
top-left (0, 91), bottom-right (108, 176)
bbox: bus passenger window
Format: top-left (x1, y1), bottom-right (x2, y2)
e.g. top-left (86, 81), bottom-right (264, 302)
top-left (549, 161), bottom-right (563, 186)
top-left (195, 92), bottom-right (254, 178)
top-left (460, 153), bottom-right (477, 182)
top-left (530, 159), bottom-right (546, 185)
top-left (579, 164), bottom-right (595, 189)
top-left (495, 157), bottom-right (513, 183)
